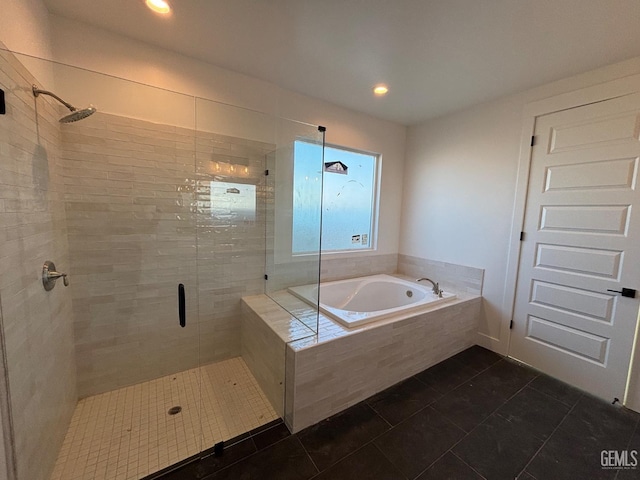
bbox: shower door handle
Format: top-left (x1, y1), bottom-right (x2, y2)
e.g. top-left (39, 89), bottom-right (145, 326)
top-left (178, 284), bottom-right (186, 327)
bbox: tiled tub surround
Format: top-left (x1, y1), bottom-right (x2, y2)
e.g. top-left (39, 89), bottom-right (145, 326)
top-left (320, 252), bottom-right (398, 283)
top-left (241, 279), bottom-right (481, 433)
top-left (398, 254), bottom-right (484, 295)
top-left (61, 112), bottom-right (274, 397)
top-left (289, 274), bottom-right (457, 327)
top-left (265, 253), bottom-right (399, 293)
top-left (287, 295), bottom-right (481, 432)
top-left (265, 252), bottom-right (481, 302)
top-left (0, 48), bottom-right (77, 480)
top-left (241, 296), bottom-right (318, 419)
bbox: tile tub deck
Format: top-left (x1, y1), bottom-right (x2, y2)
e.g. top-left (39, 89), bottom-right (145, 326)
top-left (241, 280), bottom-right (481, 432)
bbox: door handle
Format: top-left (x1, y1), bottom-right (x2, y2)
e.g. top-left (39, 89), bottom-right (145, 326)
top-left (607, 288), bottom-right (637, 299)
top-left (178, 283), bottom-right (186, 327)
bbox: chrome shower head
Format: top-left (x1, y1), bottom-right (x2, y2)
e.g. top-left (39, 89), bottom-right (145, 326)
top-left (59, 106), bottom-right (97, 123)
top-left (32, 84), bottom-right (96, 123)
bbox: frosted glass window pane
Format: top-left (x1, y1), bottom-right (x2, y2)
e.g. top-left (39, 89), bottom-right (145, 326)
top-left (210, 181), bottom-right (256, 223)
top-left (293, 140), bottom-right (377, 253)
top-left (292, 141), bottom-right (323, 254)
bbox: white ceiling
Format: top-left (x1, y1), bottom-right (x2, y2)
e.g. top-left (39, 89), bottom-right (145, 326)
top-left (43, 0), bottom-right (640, 125)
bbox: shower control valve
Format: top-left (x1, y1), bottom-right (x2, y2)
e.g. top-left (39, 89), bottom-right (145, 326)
top-left (42, 261), bottom-right (69, 291)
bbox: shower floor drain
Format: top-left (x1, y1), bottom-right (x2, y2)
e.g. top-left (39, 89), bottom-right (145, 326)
top-left (167, 406), bottom-right (182, 415)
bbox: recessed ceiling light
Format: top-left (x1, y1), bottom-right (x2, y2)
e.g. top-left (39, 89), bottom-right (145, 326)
top-left (373, 84), bottom-right (389, 96)
top-left (146, 0), bottom-right (171, 15)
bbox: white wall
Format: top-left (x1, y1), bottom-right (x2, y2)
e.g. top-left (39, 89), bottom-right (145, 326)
top-left (403, 95), bottom-right (522, 343)
top-left (402, 56), bottom-right (640, 356)
top-left (48, 15), bottom-right (406, 257)
top-left (0, 0), bottom-right (52, 59)
top-left (0, 0), bottom-right (55, 88)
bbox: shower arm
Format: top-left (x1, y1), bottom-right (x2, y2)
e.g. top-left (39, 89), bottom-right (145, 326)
top-left (32, 85), bottom-right (77, 112)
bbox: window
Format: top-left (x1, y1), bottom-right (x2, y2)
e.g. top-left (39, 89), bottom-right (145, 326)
top-left (292, 140), bottom-right (378, 254)
top-left (210, 181), bottom-right (256, 225)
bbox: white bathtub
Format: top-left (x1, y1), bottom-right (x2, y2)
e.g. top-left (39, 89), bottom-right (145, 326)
top-left (288, 274), bottom-right (456, 328)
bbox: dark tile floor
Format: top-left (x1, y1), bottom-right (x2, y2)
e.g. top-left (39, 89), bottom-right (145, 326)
top-left (151, 346), bottom-right (640, 480)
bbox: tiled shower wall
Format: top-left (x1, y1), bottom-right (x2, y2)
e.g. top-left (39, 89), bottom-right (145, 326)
top-left (61, 112), bottom-right (273, 397)
top-left (0, 48), bottom-right (77, 480)
top-left (61, 115), bottom-right (199, 397)
top-left (195, 132), bottom-right (273, 367)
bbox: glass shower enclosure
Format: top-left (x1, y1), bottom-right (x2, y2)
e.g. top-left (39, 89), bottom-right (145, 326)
top-left (0, 48), bottom-right (323, 480)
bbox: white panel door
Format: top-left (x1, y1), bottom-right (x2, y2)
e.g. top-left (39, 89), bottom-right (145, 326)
top-left (510, 93), bottom-right (640, 402)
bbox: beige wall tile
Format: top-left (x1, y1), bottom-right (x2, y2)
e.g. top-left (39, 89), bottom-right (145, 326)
top-left (0, 49), bottom-right (77, 480)
top-left (398, 254), bottom-right (484, 295)
top-left (61, 112), bottom-right (274, 397)
top-left (240, 303), bottom-right (285, 417)
top-left (289, 297), bottom-right (481, 431)
top-left (242, 292), bottom-right (480, 434)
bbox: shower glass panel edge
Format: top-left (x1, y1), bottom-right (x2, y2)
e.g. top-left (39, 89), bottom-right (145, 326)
top-left (266, 119), bottom-right (323, 333)
top-left (194, 97), bottom-right (322, 437)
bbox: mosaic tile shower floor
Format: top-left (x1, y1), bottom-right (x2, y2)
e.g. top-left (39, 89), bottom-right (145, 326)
top-left (50, 357), bottom-right (277, 480)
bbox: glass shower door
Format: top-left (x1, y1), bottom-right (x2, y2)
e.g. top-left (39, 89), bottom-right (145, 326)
top-left (194, 98), bottom-right (282, 447)
top-left (50, 64), bottom-right (206, 476)
top-left (265, 129), bottom-right (325, 333)
top-left (0, 47), bottom-right (328, 480)
top-left (0, 51), bottom-right (205, 480)
top-left (193, 97), bottom-right (324, 448)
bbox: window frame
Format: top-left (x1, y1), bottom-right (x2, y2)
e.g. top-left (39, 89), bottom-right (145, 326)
top-left (292, 139), bottom-right (381, 256)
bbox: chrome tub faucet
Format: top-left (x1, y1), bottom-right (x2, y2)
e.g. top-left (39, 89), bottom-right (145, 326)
top-left (417, 277), bottom-right (443, 297)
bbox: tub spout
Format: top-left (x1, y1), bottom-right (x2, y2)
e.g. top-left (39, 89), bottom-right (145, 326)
top-left (416, 277), bottom-right (443, 297)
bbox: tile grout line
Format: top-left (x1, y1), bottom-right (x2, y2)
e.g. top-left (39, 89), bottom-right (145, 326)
top-left (364, 401), bottom-right (395, 430)
top-left (430, 360), bottom-right (540, 434)
top-left (450, 450), bottom-right (488, 480)
top-left (412, 366), bottom-right (542, 478)
top-left (526, 383), bottom-right (582, 409)
top-left (365, 424), bottom-right (414, 480)
top-left (516, 397), bottom-right (581, 478)
top-left (406, 416), bottom-right (478, 480)
top-left (371, 442), bottom-right (411, 480)
top-left (291, 435), bottom-right (320, 478)
top-left (412, 355), bottom-right (501, 390)
top-left (304, 441), bottom-right (407, 480)
top-left (412, 379), bottom-right (533, 478)
top-left (380, 356), bottom-right (506, 435)
top-left (297, 403), bottom-right (393, 475)
top-left (354, 354), bottom-right (507, 478)
top-left (302, 447), bottom-right (321, 480)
